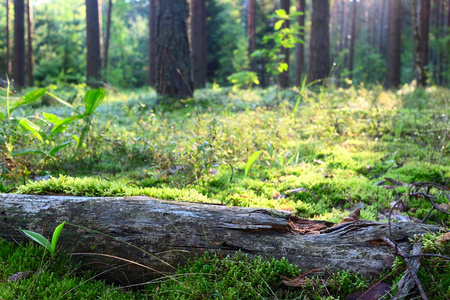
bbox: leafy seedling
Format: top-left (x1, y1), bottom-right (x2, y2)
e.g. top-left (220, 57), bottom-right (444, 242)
top-left (22, 221), bottom-right (66, 258)
top-left (245, 150), bottom-right (262, 176)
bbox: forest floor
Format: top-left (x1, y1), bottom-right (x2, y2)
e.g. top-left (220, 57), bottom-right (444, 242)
top-left (1, 84), bottom-right (449, 299)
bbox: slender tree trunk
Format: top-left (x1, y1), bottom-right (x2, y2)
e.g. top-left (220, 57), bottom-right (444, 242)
top-left (330, 0), bottom-right (338, 58)
top-left (348, 0), bottom-right (357, 81)
top-left (85, 0), bottom-right (102, 86)
top-left (420, 0), bottom-right (430, 67)
top-left (190, 0), bottom-right (207, 89)
top-left (308, 0), bottom-right (330, 83)
top-left (295, 0), bottom-right (305, 86)
top-left (13, 0), bottom-right (26, 88)
top-left (411, 0), bottom-right (426, 87)
top-left (340, 0), bottom-right (348, 52)
top-left (386, 0), bottom-right (402, 89)
top-left (104, 0), bottom-right (113, 74)
top-left (437, 0), bottom-right (444, 84)
top-left (371, 0), bottom-right (378, 47)
top-left (6, 0), bottom-right (12, 78)
top-left (26, 0), bottom-right (33, 87)
top-left (248, 0), bottom-right (256, 72)
top-left (378, 0), bottom-right (386, 54)
top-left (156, 0), bottom-right (193, 99)
top-left (278, 0), bottom-right (290, 88)
top-left (149, 0), bottom-right (157, 87)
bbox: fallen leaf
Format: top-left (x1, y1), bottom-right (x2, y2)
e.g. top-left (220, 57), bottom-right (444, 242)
top-left (339, 208), bottom-right (360, 224)
top-left (313, 159), bottom-right (325, 164)
top-left (437, 232), bottom-right (450, 244)
top-left (8, 271), bottom-right (34, 282)
top-left (285, 188), bottom-right (307, 194)
top-left (437, 203), bottom-right (450, 211)
top-left (348, 281), bottom-right (391, 300)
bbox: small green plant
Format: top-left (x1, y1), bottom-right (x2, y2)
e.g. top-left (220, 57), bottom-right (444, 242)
top-left (227, 71), bottom-right (260, 90)
top-left (245, 150), bottom-right (262, 176)
top-left (21, 221), bottom-right (65, 259)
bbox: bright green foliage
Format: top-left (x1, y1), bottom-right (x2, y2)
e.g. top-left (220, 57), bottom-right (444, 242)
top-left (0, 240), bottom-right (138, 300)
top-left (22, 222), bottom-right (66, 258)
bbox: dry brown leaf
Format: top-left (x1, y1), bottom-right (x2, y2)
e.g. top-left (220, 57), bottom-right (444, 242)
top-left (437, 232), bottom-right (450, 244)
top-left (348, 281), bottom-right (391, 300)
top-left (339, 208), bottom-right (360, 224)
top-left (8, 271), bottom-right (34, 282)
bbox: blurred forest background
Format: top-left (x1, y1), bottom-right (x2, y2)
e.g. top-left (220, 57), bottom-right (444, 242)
top-left (0, 0), bottom-right (449, 93)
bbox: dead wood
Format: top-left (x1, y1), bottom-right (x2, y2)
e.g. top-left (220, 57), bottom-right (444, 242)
top-left (0, 193), bottom-right (442, 284)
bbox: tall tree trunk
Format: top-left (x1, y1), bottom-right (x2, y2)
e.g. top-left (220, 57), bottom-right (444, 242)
top-left (295, 0), bottom-right (305, 86)
top-left (420, 0), bottom-right (430, 67)
top-left (26, 0), bottom-right (33, 87)
top-left (190, 0), bottom-right (207, 89)
top-left (307, 0), bottom-right (330, 83)
top-left (278, 0), bottom-right (290, 88)
top-left (104, 0), bottom-right (113, 75)
top-left (340, 0), bottom-right (348, 52)
top-left (156, 0), bottom-right (193, 99)
top-left (378, 0), bottom-right (386, 54)
top-left (386, 0), bottom-right (402, 89)
top-left (13, 0), bottom-right (26, 88)
top-left (248, 0), bottom-right (256, 72)
top-left (411, 0), bottom-right (426, 87)
top-left (85, 0), bottom-right (103, 86)
top-left (6, 0), bottom-right (12, 78)
top-left (330, 0), bottom-right (338, 58)
top-left (149, 0), bottom-right (157, 87)
top-left (371, 0), bottom-right (378, 47)
top-left (348, 0), bottom-right (357, 81)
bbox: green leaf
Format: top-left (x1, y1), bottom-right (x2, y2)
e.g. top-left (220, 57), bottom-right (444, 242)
top-left (245, 150), bottom-right (262, 176)
top-left (51, 222), bottom-right (65, 257)
top-left (11, 149), bottom-right (46, 157)
top-left (274, 20), bottom-right (284, 31)
top-left (275, 9), bottom-right (287, 18)
top-left (45, 92), bottom-right (76, 111)
top-left (77, 125), bottom-right (89, 149)
top-left (19, 118), bottom-right (44, 143)
top-left (0, 111), bottom-right (4, 121)
top-left (84, 88), bottom-right (105, 116)
top-left (49, 141), bottom-right (72, 157)
top-left (22, 230), bottom-right (52, 253)
top-left (11, 89), bottom-right (47, 112)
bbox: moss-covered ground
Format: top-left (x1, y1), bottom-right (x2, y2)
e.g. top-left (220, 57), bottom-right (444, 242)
top-left (1, 84), bottom-right (449, 298)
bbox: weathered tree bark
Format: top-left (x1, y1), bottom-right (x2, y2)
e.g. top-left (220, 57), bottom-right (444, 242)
top-left (26, 0), bottom-right (33, 87)
top-left (6, 0), bottom-right (12, 78)
top-left (410, 0), bottom-right (427, 88)
top-left (156, 0), bottom-right (193, 99)
top-left (307, 0), bottom-right (330, 83)
top-left (247, 0), bottom-right (256, 72)
top-left (295, 0), bottom-right (305, 86)
top-left (13, 0), bottom-right (26, 88)
top-left (386, 0), bottom-right (402, 89)
top-left (148, 0), bottom-right (157, 87)
top-left (0, 194), bottom-right (440, 285)
top-left (420, 0), bottom-right (430, 67)
top-left (190, 0), bottom-right (207, 89)
top-left (85, 0), bottom-right (103, 86)
top-left (348, 0), bottom-right (357, 81)
top-left (278, 0), bottom-right (290, 89)
top-left (104, 0), bottom-right (113, 74)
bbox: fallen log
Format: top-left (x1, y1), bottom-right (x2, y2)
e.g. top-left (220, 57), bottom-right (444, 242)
top-left (0, 194), bottom-right (440, 284)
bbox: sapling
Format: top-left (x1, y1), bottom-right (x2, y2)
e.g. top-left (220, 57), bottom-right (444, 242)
top-left (22, 221), bottom-right (66, 259)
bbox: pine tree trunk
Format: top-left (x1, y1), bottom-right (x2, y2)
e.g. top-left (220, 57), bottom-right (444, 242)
top-left (411, 0), bottom-right (426, 87)
top-left (156, 0), bottom-right (193, 99)
top-left (85, 0), bottom-right (103, 86)
top-left (26, 0), bottom-right (34, 87)
top-left (340, 0), bottom-right (348, 52)
top-left (190, 0), bottom-right (207, 89)
top-left (386, 0), bottom-right (402, 89)
top-left (371, 0), bottom-right (378, 48)
top-left (149, 0), bottom-right (157, 87)
top-left (348, 0), bottom-right (357, 81)
top-left (307, 0), bottom-right (330, 83)
top-left (295, 0), bottom-right (305, 86)
top-left (248, 0), bottom-right (256, 72)
top-left (0, 194), bottom-right (441, 284)
top-left (6, 0), bottom-right (12, 78)
top-left (378, 0), bottom-right (386, 54)
top-left (104, 0), bottom-right (113, 74)
top-left (420, 0), bottom-right (430, 67)
top-left (13, 0), bottom-right (26, 88)
top-left (278, 0), bottom-right (290, 88)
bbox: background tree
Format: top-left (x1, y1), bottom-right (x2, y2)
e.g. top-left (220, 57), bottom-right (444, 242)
top-left (348, 0), bottom-right (357, 81)
top-left (278, 0), bottom-right (290, 88)
top-left (307, 0), bottom-right (330, 83)
top-left (104, 0), bottom-right (113, 75)
top-left (14, 0), bottom-right (26, 87)
top-left (247, 0), bottom-right (256, 72)
top-left (190, 0), bottom-right (207, 89)
top-left (295, 0), bottom-right (305, 86)
top-left (156, 0), bottom-right (193, 98)
top-left (85, 0), bottom-right (102, 85)
top-left (410, 0), bottom-right (426, 87)
top-left (386, 0), bottom-right (402, 89)
top-left (149, 0), bottom-right (157, 87)
top-left (27, 0), bottom-right (34, 87)
top-left (420, 0), bottom-right (430, 68)
top-left (6, 0), bottom-right (12, 78)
